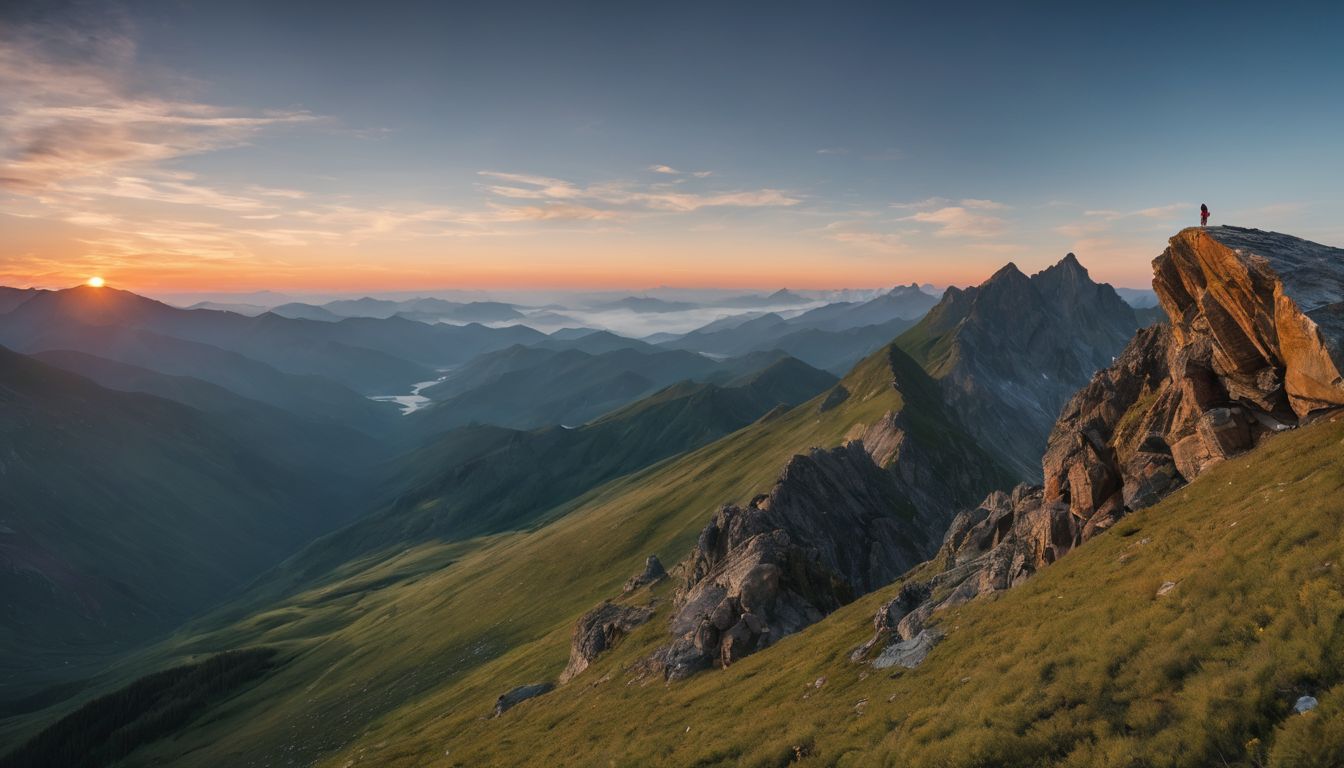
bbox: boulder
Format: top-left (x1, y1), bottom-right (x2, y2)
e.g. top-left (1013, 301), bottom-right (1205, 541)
top-left (872, 629), bottom-right (944, 670)
top-left (558, 602), bottom-right (654, 684)
top-left (621, 554), bottom-right (668, 593)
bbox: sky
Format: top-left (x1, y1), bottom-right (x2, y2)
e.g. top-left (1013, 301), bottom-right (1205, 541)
top-left (2, 0), bottom-right (1342, 295)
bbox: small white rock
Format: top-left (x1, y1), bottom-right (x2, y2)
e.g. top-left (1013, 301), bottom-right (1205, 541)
top-left (1295, 695), bottom-right (1319, 714)
top-left (1157, 581), bottom-right (1177, 596)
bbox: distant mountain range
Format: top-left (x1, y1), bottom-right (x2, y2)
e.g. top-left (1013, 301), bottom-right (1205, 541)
top-left (413, 345), bottom-right (810, 433)
top-left (657, 283), bottom-right (940, 373)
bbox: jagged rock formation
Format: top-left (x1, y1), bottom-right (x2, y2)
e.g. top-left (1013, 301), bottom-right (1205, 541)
top-left (556, 345), bottom-right (1009, 684)
top-left (492, 682), bottom-right (554, 717)
top-left (559, 602), bottom-right (655, 684)
top-left (622, 554), bottom-right (667, 593)
top-left (898, 253), bottom-right (1141, 480)
top-left (1153, 226), bottom-right (1344, 418)
top-left (857, 226), bottom-right (1344, 666)
top-left (645, 364), bottom-right (1011, 680)
top-left (647, 441), bottom-right (931, 680)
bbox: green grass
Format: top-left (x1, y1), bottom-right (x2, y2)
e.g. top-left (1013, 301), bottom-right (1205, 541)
top-left (306, 414), bottom-right (1344, 768)
top-left (35, 342), bottom-right (914, 765)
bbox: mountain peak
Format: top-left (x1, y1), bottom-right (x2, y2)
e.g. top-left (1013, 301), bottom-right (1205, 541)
top-left (983, 261), bottom-right (1029, 286)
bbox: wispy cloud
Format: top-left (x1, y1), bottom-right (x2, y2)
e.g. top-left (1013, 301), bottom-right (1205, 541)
top-left (816, 221), bottom-right (910, 253)
top-left (816, 147), bottom-right (849, 155)
top-left (0, 24), bottom-right (316, 194)
top-left (902, 206), bottom-right (1007, 237)
top-left (477, 170), bottom-right (800, 213)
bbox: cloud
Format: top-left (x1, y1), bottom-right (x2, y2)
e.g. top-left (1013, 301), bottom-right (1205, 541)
top-left (960, 198), bottom-right (1008, 210)
top-left (816, 147), bottom-right (849, 155)
top-left (477, 170), bottom-right (800, 213)
top-left (818, 221), bottom-right (910, 253)
top-left (901, 205), bottom-right (1008, 238)
top-left (0, 14), bottom-right (800, 287)
top-left (0, 26), bottom-right (317, 194)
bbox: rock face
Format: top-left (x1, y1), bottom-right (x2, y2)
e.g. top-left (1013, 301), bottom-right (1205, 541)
top-left (622, 554), bottom-right (668, 593)
top-left (648, 442), bottom-right (931, 680)
top-left (857, 226), bottom-right (1344, 668)
top-left (647, 382), bottom-right (1007, 680)
top-left (902, 254), bottom-right (1141, 481)
top-left (557, 346), bottom-right (1008, 685)
top-left (492, 682), bottom-right (554, 717)
top-left (559, 601), bottom-right (655, 684)
top-left (1153, 226), bottom-right (1344, 418)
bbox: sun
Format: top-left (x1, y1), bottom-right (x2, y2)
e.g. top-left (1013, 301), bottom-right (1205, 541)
top-left (86, 276), bottom-right (105, 288)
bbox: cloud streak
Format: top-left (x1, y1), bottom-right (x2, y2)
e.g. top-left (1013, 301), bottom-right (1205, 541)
top-left (477, 170), bottom-right (800, 213)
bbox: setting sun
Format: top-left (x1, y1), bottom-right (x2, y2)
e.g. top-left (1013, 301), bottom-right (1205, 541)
top-left (86, 276), bottom-right (105, 288)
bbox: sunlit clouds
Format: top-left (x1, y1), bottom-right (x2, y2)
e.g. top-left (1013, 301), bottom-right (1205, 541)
top-left (1, 6), bottom-right (1336, 295)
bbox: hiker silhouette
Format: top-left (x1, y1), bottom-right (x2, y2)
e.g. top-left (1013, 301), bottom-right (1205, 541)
top-left (1200, 203), bottom-right (1210, 227)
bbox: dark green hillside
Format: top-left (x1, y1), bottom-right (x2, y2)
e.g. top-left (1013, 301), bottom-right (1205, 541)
top-left (250, 355), bottom-right (836, 585)
top-left (0, 323), bottom-right (397, 436)
top-left (414, 345), bottom-right (802, 433)
top-left (0, 649), bottom-right (278, 768)
top-left (31, 349), bottom-right (388, 485)
top-left (0, 348), bottom-right (361, 708)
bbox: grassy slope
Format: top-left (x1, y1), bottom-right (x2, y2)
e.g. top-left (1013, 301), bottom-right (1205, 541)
top-left (332, 414), bottom-right (1344, 768)
top-left (79, 346), bottom-right (905, 765)
top-left (0, 349), bottom-right (340, 717)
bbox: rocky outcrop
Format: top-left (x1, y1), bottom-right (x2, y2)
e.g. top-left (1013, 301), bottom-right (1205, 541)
top-left (644, 368), bottom-right (1012, 681)
top-left (559, 601), bottom-right (655, 684)
top-left (1153, 226), bottom-right (1344, 418)
top-left (902, 253), bottom-right (1141, 481)
top-left (555, 345), bottom-right (1007, 685)
top-left (492, 682), bottom-right (554, 717)
top-left (622, 554), bottom-right (667, 593)
top-left (648, 439), bottom-right (933, 680)
top-left (857, 226), bottom-right (1344, 668)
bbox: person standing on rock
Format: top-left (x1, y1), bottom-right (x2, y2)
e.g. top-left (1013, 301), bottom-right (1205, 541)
top-left (1200, 203), bottom-right (1210, 227)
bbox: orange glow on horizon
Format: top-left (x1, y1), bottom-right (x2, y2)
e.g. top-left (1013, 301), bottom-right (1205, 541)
top-left (4, 262), bottom-right (1002, 295)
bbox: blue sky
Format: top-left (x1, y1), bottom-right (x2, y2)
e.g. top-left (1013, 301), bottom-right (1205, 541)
top-left (2, 0), bottom-right (1342, 291)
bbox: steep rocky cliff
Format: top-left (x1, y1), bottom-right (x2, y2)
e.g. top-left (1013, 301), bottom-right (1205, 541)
top-left (856, 226), bottom-right (1344, 666)
top-left (897, 254), bottom-right (1140, 481)
top-left (557, 345), bottom-right (1010, 684)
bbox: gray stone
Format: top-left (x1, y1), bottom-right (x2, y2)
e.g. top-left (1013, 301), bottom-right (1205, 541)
top-left (872, 629), bottom-right (944, 669)
top-left (622, 554), bottom-right (668, 593)
top-left (559, 601), bottom-right (654, 684)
